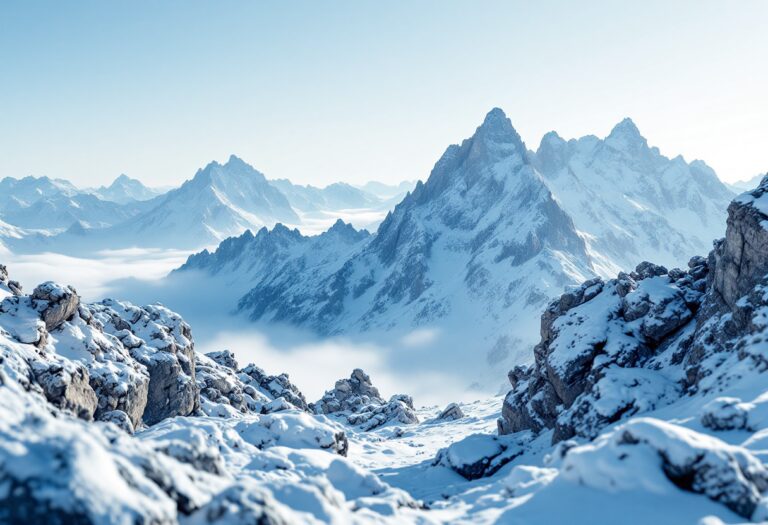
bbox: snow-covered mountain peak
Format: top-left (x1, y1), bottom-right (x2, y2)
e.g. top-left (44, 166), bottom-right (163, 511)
top-left (94, 173), bottom-right (164, 203)
top-left (193, 155), bottom-right (269, 187)
top-left (471, 107), bottom-right (527, 160)
top-left (322, 218), bottom-right (370, 242)
top-left (605, 116), bottom-right (648, 153)
top-left (535, 131), bottom-right (571, 175)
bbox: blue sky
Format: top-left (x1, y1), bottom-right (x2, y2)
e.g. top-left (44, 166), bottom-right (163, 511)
top-left (0, 1), bottom-right (765, 187)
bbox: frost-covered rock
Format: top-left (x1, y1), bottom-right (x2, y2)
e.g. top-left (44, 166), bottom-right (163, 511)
top-left (0, 263), bottom-right (22, 298)
top-left (196, 352), bottom-right (264, 417)
top-left (560, 418), bottom-right (768, 520)
top-left (240, 363), bottom-right (309, 411)
top-left (499, 259), bottom-right (705, 442)
top-left (32, 359), bottom-right (98, 420)
top-left (313, 369), bottom-right (419, 431)
top-left (31, 281), bottom-right (80, 331)
top-left (434, 432), bottom-right (527, 480)
top-left (0, 267), bottom-right (203, 428)
top-left (436, 402), bottom-right (465, 421)
top-left (91, 299), bottom-right (199, 425)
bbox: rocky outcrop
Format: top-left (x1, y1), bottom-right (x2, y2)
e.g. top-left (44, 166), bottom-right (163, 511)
top-left (710, 179), bottom-right (768, 310)
top-left (499, 260), bottom-right (703, 442)
top-left (196, 351), bottom-right (264, 417)
top-left (31, 282), bottom-right (80, 331)
top-left (240, 364), bottom-right (308, 411)
top-left (91, 299), bottom-right (199, 425)
top-left (0, 264), bottom-right (22, 296)
top-left (499, 175), bottom-right (768, 444)
top-left (32, 360), bottom-right (98, 420)
top-left (0, 266), bottom-right (200, 428)
top-left (313, 369), bottom-right (419, 430)
top-left (436, 402), bottom-right (465, 421)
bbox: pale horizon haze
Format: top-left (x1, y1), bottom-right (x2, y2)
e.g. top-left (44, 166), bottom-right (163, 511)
top-left (1, 1), bottom-right (766, 188)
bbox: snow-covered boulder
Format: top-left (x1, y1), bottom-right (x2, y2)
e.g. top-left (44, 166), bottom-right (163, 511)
top-left (433, 432), bottom-right (527, 480)
top-left (31, 281), bottom-right (80, 331)
top-left (701, 397), bottom-right (754, 431)
top-left (559, 418), bottom-right (768, 520)
top-left (436, 402), bottom-right (465, 421)
top-left (184, 480), bottom-right (300, 525)
top-left (313, 369), bottom-right (419, 431)
top-left (0, 388), bottom-right (185, 524)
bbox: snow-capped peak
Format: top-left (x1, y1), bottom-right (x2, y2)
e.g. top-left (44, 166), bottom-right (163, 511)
top-left (473, 107), bottom-right (527, 155)
top-left (605, 117), bottom-right (647, 152)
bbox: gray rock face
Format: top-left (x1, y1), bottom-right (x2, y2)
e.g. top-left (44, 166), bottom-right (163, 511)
top-left (436, 402), bottom-right (465, 421)
top-left (499, 258), bottom-right (707, 442)
top-left (0, 264), bottom-right (22, 296)
top-left (710, 177), bottom-right (768, 310)
top-left (32, 360), bottom-right (98, 420)
top-left (313, 369), bottom-right (419, 430)
top-left (31, 282), bottom-right (80, 331)
top-left (92, 300), bottom-right (199, 426)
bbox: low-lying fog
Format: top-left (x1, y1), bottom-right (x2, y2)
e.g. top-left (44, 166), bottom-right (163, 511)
top-left (4, 247), bottom-right (498, 406)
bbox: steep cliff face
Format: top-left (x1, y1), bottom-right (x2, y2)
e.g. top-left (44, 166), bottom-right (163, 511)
top-left (498, 175), bottom-right (768, 444)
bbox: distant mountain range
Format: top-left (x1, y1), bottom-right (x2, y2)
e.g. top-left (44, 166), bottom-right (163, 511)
top-left (176, 108), bottom-right (735, 388)
top-left (0, 160), bottom-right (413, 253)
top-left (87, 173), bottom-right (168, 204)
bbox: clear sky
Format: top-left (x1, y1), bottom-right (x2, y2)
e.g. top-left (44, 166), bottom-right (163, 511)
top-left (1, 1), bottom-right (765, 188)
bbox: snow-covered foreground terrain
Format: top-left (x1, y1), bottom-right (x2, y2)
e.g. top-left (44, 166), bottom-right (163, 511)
top-left (3, 175), bottom-right (768, 524)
